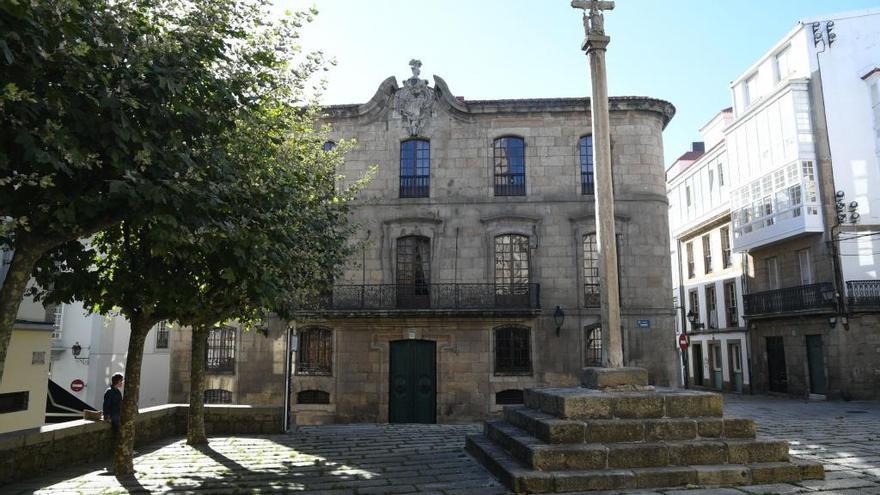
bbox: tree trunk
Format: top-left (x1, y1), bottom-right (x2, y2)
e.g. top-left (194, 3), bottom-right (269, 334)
top-left (112, 315), bottom-right (152, 475)
top-left (187, 325), bottom-right (209, 445)
top-left (0, 244), bottom-right (46, 384)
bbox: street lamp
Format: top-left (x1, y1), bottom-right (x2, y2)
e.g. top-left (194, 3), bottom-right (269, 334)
top-left (71, 341), bottom-right (89, 364)
top-left (686, 310), bottom-right (704, 331)
top-left (553, 306), bottom-right (565, 336)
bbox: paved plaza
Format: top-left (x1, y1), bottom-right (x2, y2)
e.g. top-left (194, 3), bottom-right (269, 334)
top-left (5, 394), bottom-right (879, 494)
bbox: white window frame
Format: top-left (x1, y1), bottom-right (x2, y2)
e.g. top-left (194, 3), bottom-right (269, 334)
top-left (798, 248), bottom-right (813, 285)
top-left (765, 256), bottom-right (780, 290)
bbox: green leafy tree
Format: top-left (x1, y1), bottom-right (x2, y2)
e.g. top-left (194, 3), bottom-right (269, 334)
top-left (0, 0), bottom-right (324, 380)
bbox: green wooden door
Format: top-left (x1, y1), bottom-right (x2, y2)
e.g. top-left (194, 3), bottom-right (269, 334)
top-left (389, 340), bottom-right (436, 423)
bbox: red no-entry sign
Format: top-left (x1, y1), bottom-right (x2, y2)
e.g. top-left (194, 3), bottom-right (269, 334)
top-left (70, 379), bottom-right (85, 392)
top-left (678, 334), bottom-right (689, 350)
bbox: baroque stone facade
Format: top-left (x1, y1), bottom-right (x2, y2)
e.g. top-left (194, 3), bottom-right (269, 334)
top-left (169, 70), bottom-right (679, 424)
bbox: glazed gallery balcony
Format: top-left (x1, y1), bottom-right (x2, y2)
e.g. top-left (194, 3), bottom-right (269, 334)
top-left (743, 282), bottom-right (835, 316)
top-left (294, 283), bottom-right (541, 316)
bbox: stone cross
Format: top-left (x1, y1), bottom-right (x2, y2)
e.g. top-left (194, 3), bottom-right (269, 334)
top-left (571, 0), bottom-right (615, 35)
top-left (571, 0), bottom-right (623, 368)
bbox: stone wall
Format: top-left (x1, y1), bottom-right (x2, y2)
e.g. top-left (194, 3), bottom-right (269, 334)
top-left (0, 404), bottom-right (283, 486)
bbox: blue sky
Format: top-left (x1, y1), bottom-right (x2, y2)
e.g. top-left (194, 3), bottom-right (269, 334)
top-left (281, 0), bottom-right (879, 165)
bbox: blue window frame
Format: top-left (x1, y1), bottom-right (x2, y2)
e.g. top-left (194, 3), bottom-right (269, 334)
top-left (400, 139), bottom-right (430, 198)
top-left (322, 141), bottom-right (336, 152)
top-left (580, 136), bottom-right (594, 195)
top-left (494, 137), bottom-right (525, 196)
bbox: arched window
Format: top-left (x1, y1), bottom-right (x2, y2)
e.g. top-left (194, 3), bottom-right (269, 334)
top-left (400, 139), bottom-right (430, 198)
top-left (579, 136), bottom-right (594, 195)
top-left (583, 234), bottom-right (599, 307)
top-left (493, 137), bottom-right (525, 196)
top-left (584, 325), bottom-right (602, 367)
top-left (322, 141), bottom-right (337, 152)
top-left (396, 236), bottom-right (431, 308)
top-left (495, 389), bottom-right (525, 405)
top-left (204, 389), bottom-right (232, 404)
top-left (297, 390), bottom-right (330, 405)
top-left (494, 234), bottom-right (530, 305)
top-left (297, 327), bottom-right (332, 375)
top-left (494, 326), bottom-right (531, 374)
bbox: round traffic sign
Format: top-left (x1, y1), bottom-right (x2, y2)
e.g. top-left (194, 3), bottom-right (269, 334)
top-left (678, 334), bottom-right (689, 350)
top-left (70, 379), bottom-right (85, 392)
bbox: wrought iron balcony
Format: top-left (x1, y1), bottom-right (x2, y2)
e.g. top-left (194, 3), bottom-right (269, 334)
top-left (399, 176), bottom-right (429, 198)
top-left (743, 282), bottom-right (835, 316)
top-left (296, 283), bottom-right (540, 314)
top-left (847, 280), bottom-right (880, 309)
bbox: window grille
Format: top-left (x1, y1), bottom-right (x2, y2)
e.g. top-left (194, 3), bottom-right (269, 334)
top-left (494, 137), bottom-right (526, 196)
top-left (579, 136), bottom-right (594, 195)
top-left (206, 327), bottom-right (236, 373)
top-left (297, 390), bottom-right (330, 404)
top-left (204, 389), bottom-right (232, 404)
top-left (494, 235), bottom-right (530, 303)
top-left (297, 327), bottom-right (332, 375)
top-left (584, 326), bottom-right (602, 367)
top-left (583, 234), bottom-right (599, 307)
top-left (0, 391), bottom-right (29, 414)
top-left (400, 139), bottom-right (430, 198)
top-left (724, 280), bottom-right (738, 328)
top-left (155, 321), bottom-right (169, 349)
top-left (495, 389), bottom-right (524, 405)
top-left (494, 326), bottom-right (531, 374)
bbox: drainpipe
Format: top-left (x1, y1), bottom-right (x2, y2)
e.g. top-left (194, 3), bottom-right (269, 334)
top-left (282, 322), bottom-right (294, 432)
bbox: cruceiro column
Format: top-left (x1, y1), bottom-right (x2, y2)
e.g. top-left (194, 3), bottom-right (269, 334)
top-left (572, 0), bottom-right (622, 368)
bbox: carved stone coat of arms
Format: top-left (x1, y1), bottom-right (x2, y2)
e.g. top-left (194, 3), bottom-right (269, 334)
top-left (393, 60), bottom-right (435, 136)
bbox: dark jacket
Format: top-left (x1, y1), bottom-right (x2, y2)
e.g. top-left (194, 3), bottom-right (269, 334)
top-left (103, 386), bottom-right (122, 425)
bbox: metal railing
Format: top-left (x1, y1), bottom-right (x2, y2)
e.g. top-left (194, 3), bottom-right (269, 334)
top-left (399, 176), bottom-right (429, 198)
top-left (847, 280), bottom-right (880, 309)
top-left (743, 282), bottom-right (834, 315)
top-left (297, 283), bottom-right (540, 311)
top-left (494, 174), bottom-right (526, 196)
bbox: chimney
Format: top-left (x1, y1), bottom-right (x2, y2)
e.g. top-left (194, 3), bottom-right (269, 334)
top-left (692, 142), bottom-right (705, 153)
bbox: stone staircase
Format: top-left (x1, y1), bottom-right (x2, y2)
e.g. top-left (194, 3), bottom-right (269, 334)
top-left (466, 369), bottom-right (824, 493)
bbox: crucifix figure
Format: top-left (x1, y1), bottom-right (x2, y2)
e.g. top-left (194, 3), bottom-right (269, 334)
top-left (571, 0), bottom-right (623, 369)
top-left (571, 0), bottom-right (614, 36)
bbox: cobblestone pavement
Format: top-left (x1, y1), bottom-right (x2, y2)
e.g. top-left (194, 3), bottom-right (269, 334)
top-left (5, 394), bottom-right (879, 494)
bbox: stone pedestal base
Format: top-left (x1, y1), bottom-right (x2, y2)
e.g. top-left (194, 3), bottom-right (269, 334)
top-left (466, 384), bottom-right (823, 493)
top-left (581, 367), bottom-right (652, 391)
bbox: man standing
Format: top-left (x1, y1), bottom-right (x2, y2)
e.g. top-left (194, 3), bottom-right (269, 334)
top-left (103, 372), bottom-right (123, 431)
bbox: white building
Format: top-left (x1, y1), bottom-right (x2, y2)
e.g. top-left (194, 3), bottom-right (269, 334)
top-left (671, 8), bottom-right (880, 399)
top-left (668, 108), bottom-right (750, 394)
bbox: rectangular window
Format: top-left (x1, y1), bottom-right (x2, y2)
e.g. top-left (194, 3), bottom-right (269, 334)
top-left (774, 45), bottom-right (792, 83)
top-left (494, 137), bottom-right (526, 196)
top-left (0, 391), bottom-right (29, 414)
top-left (400, 139), bottom-right (430, 198)
top-left (206, 327), bottom-right (236, 374)
top-left (765, 256), bottom-right (780, 290)
top-left (686, 242), bottom-right (695, 279)
top-left (204, 389), bottom-right (232, 404)
top-left (495, 326), bottom-right (531, 374)
top-left (688, 289), bottom-right (699, 323)
top-left (47, 303), bottom-right (63, 341)
top-left (583, 325), bottom-right (602, 367)
top-left (743, 74), bottom-right (757, 107)
top-left (580, 136), bottom-right (594, 195)
top-left (583, 234), bottom-right (599, 307)
top-left (155, 321), bottom-right (169, 349)
top-left (705, 284), bottom-right (717, 328)
top-left (724, 280), bottom-right (738, 327)
top-left (720, 227), bottom-right (731, 268)
top-left (798, 248), bottom-right (813, 285)
top-left (297, 327), bottom-right (333, 375)
top-left (718, 163), bottom-right (725, 186)
top-left (32, 352), bottom-right (46, 365)
top-left (686, 185), bottom-right (692, 207)
top-left (708, 169), bottom-right (715, 192)
top-left (702, 235), bottom-right (712, 274)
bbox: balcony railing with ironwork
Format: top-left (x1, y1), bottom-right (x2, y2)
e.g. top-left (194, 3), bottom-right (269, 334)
top-left (743, 282), bottom-right (835, 316)
top-left (847, 280), bottom-right (880, 309)
top-left (399, 176), bottom-right (429, 198)
top-left (494, 174), bottom-right (525, 196)
top-left (296, 283), bottom-right (540, 312)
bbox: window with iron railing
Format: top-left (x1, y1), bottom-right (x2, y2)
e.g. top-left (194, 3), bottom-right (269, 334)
top-left (583, 234), bottom-right (599, 307)
top-left (705, 284), bottom-right (717, 328)
top-left (155, 321), bottom-right (169, 349)
top-left (297, 327), bottom-right (332, 375)
top-left (494, 137), bottom-right (525, 196)
top-left (400, 139), bottom-right (430, 198)
top-left (204, 389), bottom-right (232, 404)
top-left (584, 325), bottom-right (602, 367)
top-left (720, 227), bottom-right (731, 268)
top-left (495, 234), bottom-right (530, 302)
top-left (579, 136), bottom-right (594, 195)
top-left (702, 234), bottom-right (712, 274)
top-left (494, 325), bottom-right (531, 374)
top-left (206, 326), bottom-right (236, 374)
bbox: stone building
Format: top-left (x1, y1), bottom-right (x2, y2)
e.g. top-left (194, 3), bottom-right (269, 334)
top-left (170, 66), bottom-right (679, 424)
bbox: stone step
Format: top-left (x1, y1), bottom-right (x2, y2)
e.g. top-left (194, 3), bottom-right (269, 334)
top-left (485, 420), bottom-right (789, 471)
top-left (504, 405), bottom-right (756, 444)
top-left (466, 433), bottom-right (824, 494)
top-left (523, 387), bottom-right (723, 420)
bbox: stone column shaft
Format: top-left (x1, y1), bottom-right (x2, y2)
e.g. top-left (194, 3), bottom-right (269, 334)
top-left (586, 34), bottom-right (623, 368)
